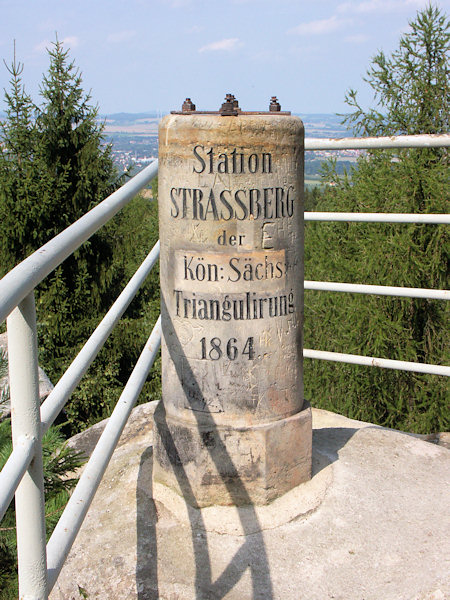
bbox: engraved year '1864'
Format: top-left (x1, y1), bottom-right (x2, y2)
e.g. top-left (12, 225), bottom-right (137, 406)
top-left (200, 337), bottom-right (255, 361)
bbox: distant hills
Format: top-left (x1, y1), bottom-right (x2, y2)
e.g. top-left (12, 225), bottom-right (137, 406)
top-left (99, 112), bottom-right (351, 139)
top-left (101, 112), bottom-right (162, 125)
top-left (296, 114), bottom-right (350, 138)
top-left (0, 110), bottom-right (351, 139)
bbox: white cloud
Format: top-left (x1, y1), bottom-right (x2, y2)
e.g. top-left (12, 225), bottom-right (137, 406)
top-left (107, 30), bottom-right (136, 43)
top-left (34, 36), bottom-right (79, 53)
top-left (288, 16), bottom-right (349, 36)
top-left (344, 33), bottom-right (370, 43)
top-left (34, 39), bottom-right (51, 53)
top-left (61, 36), bottom-right (79, 48)
top-left (337, 0), bottom-right (427, 14)
top-left (186, 25), bottom-right (203, 34)
top-left (198, 38), bottom-right (242, 53)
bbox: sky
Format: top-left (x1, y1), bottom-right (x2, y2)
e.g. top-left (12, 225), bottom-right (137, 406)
top-left (0, 0), bottom-right (448, 116)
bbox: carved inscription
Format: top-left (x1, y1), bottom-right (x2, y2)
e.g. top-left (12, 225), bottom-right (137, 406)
top-left (169, 186), bottom-right (294, 221)
top-left (173, 290), bottom-right (295, 321)
top-left (192, 146), bottom-right (272, 174)
top-left (164, 144), bottom-right (300, 415)
top-left (174, 249), bottom-right (288, 292)
top-left (200, 337), bottom-right (255, 361)
top-left (182, 253), bottom-right (287, 282)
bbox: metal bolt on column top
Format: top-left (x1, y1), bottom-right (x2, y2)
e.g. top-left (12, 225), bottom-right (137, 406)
top-left (270, 96), bottom-right (281, 111)
top-left (182, 98), bottom-right (196, 112)
top-left (230, 94), bottom-right (239, 110)
top-left (220, 93), bottom-right (240, 116)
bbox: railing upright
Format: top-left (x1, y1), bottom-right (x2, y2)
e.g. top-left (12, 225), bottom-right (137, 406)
top-left (46, 317), bottom-right (162, 592)
top-left (7, 292), bottom-right (48, 599)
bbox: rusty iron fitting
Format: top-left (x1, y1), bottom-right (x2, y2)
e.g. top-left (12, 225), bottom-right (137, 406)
top-left (269, 96), bottom-right (281, 112)
top-left (182, 98), bottom-right (196, 112)
top-left (230, 94), bottom-right (239, 110)
top-left (220, 93), bottom-right (239, 116)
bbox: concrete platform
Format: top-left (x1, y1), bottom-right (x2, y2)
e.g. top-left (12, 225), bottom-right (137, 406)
top-left (51, 402), bottom-right (450, 600)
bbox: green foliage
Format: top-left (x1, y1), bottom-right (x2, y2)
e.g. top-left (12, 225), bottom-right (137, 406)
top-left (344, 3), bottom-right (449, 136)
top-left (304, 186), bottom-right (324, 211)
top-left (78, 585), bottom-right (89, 599)
top-left (304, 5), bottom-right (449, 433)
top-left (0, 417), bottom-right (84, 599)
top-left (62, 194), bottom-right (161, 429)
top-left (0, 41), bottom-right (161, 433)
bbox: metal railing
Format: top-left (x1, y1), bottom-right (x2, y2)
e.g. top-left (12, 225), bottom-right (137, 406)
top-left (303, 133), bottom-right (450, 377)
top-left (0, 160), bottom-right (160, 599)
top-left (0, 133), bottom-right (448, 599)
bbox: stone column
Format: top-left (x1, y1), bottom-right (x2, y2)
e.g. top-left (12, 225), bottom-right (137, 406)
top-left (153, 101), bottom-right (311, 507)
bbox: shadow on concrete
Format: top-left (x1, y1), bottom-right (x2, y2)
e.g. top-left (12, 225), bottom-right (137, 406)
top-left (133, 393), bottom-right (361, 596)
top-left (136, 446), bottom-right (159, 600)
top-left (312, 427), bottom-right (360, 476)
top-left (139, 294), bottom-right (274, 600)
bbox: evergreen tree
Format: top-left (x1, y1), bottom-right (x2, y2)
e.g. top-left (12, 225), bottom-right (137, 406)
top-left (36, 39), bottom-right (117, 241)
top-left (0, 421), bottom-right (84, 599)
top-left (30, 40), bottom-right (123, 422)
top-left (0, 49), bottom-right (41, 270)
top-left (344, 3), bottom-right (449, 136)
top-left (0, 41), bottom-right (161, 432)
top-left (304, 4), bottom-right (449, 433)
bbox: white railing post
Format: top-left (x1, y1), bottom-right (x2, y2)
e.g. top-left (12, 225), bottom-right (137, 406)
top-left (7, 292), bottom-right (48, 599)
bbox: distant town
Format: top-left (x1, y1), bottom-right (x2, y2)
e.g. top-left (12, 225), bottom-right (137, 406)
top-left (0, 110), bottom-right (362, 183)
top-left (101, 112), bottom-right (363, 183)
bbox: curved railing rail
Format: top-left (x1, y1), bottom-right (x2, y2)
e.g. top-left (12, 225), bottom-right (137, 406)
top-left (304, 132), bottom-right (450, 150)
top-left (0, 133), bottom-right (448, 598)
top-left (304, 133), bottom-right (450, 376)
top-left (0, 161), bottom-right (158, 325)
top-left (0, 160), bottom-right (160, 599)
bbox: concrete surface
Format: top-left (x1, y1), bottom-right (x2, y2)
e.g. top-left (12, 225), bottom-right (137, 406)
top-left (50, 402), bottom-right (450, 600)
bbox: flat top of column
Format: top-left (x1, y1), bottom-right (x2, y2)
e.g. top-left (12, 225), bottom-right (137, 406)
top-left (173, 94), bottom-right (291, 116)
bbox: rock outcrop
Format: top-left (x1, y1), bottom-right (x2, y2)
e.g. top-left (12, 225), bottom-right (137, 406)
top-left (50, 403), bottom-right (450, 600)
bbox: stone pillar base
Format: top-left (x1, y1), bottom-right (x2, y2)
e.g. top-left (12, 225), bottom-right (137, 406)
top-left (152, 402), bottom-right (312, 507)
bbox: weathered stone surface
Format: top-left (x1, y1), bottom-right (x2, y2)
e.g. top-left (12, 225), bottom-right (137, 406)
top-left (67, 401), bottom-right (159, 458)
top-left (157, 112), bottom-right (310, 505)
top-left (153, 402), bottom-right (312, 506)
top-left (50, 403), bottom-right (450, 600)
top-left (158, 113), bottom-right (305, 426)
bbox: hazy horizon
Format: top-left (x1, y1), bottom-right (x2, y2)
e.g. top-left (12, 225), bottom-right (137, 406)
top-left (1, 0), bottom-right (445, 117)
